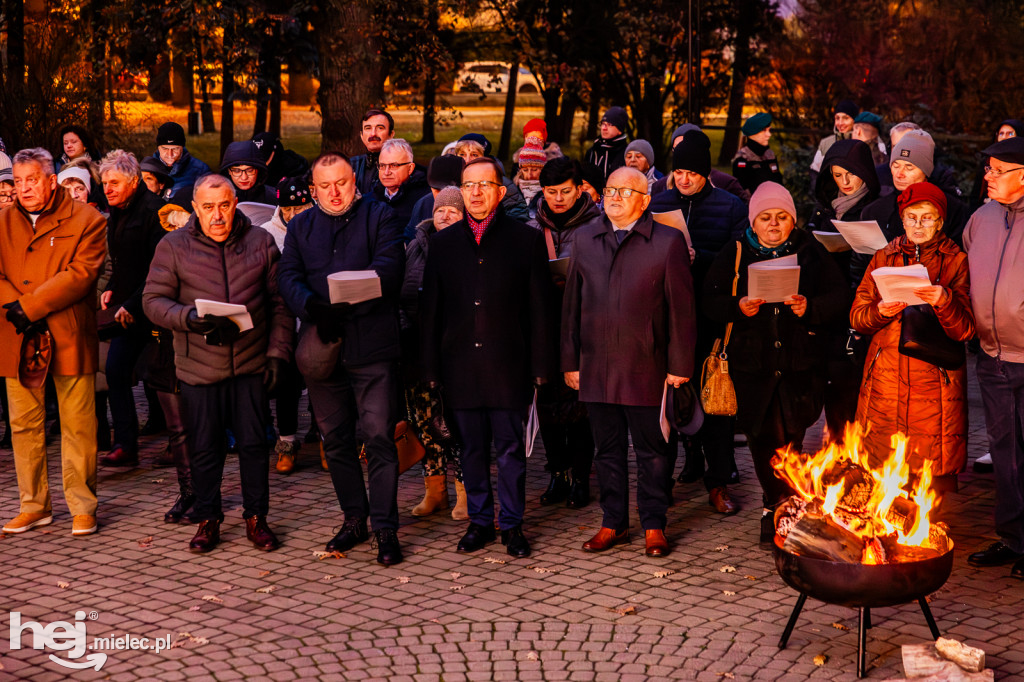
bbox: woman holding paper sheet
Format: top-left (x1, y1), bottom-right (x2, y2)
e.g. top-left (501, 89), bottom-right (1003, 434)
top-left (850, 182), bottom-right (974, 493)
top-left (704, 182), bottom-right (849, 547)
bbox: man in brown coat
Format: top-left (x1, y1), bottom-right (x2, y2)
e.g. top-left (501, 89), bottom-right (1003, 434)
top-left (0, 148), bottom-right (107, 537)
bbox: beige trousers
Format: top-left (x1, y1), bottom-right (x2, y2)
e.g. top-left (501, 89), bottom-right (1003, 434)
top-left (6, 375), bottom-right (98, 516)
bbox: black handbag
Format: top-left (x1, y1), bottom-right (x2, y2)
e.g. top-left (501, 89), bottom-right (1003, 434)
top-left (896, 252), bottom-right (965, 370)
top-left (423, 390), bottom-right (457, 448)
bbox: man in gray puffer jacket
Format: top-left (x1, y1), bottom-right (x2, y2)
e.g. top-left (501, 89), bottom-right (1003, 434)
top-left (143, 174), bottom-right (294, 555)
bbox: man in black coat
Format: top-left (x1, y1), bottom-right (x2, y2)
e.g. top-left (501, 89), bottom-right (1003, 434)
top-left (371, 138), bottom-right (431, 233)
top-left (584, 106), bottom-right (630, 181)
top-left (562, 166), bottom-right (697, 558)
top-left (350, 109), bottom-right (395, 195)
top-left (277, 153), bottom-right (407, 567)
top-left (420, 157), bottom-right (553, 559)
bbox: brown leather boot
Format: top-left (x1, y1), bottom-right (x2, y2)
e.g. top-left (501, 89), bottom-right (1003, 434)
top-left (644, 529), bottom-right (669, 557)
top-left (583, 527), bottom-right (629, 552)
top-left (451, 481), bottom-right (469, 521)
top-left (412, 475), bottom-right (450, 516)
top-left (245, 516), bottom-right (280, 551)
top-left (189, 520), bottom-right (220, 553)
top-left (709, 486), bottom-right (739, 515)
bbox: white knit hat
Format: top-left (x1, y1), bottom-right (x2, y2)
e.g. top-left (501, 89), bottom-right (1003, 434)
top-left (57, 166), bottom-right (92, 192)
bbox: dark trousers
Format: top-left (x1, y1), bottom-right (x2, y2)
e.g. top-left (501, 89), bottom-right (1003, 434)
top-left (588, 402), bottom-right (672, 532)
top-left (307, 361), bottom-right (400, 530)
top-left (824, 357), bottom-right (862, 440)
top-left (539, 418), bottom-right (594, 476)
top-left (453, 408), bottom-right (527, 530)
top-left (105, 326), bottom-right (152, 453)
top-left (157, 390), bottom-right (190, 493)
top-left (744, 391), bottom-right (801, 510)
top-left (269, 358), bottom-right (302, 437)
top-left (180, 374), bottom-right (269, 521)
top-left (694, 414), bottom-right (739, 490)
top-left (976, 352), bottom-right (1024, 553)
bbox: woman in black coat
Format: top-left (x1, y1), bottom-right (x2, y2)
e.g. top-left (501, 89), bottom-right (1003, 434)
top-left (704, 182), bottom-right (849, 547)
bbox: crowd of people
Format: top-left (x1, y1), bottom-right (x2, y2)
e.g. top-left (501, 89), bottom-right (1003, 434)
top-left (1, 100), bottom-right (1023, 581)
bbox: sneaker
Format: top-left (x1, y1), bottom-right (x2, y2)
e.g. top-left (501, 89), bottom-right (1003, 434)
top-left (72, 515), bottom-right (98, 536)
top-left (275, 438), bottom-right (299, 474)
top-left (2, 512), bottom-right (53, 534)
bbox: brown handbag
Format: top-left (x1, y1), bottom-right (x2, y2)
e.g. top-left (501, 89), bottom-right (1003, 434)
top-left (395, 420), bottom-right (427, 474)
top-left (19, 327), bottom-right (53, 389)
top-left (700, 242), bottom-right (741, 416)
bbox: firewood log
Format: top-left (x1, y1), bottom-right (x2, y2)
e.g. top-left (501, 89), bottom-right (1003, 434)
top-left (935, 638), bottom-right (985, 673)
top-left (782, 514), bottom-right (865, 562)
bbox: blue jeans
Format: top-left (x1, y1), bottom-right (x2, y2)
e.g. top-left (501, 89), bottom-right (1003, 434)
top-left (976, 352), bottom-right (1024, 553)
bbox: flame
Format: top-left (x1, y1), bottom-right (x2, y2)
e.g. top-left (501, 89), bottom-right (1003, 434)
top-left (770, 423), bottom-right (943, 559)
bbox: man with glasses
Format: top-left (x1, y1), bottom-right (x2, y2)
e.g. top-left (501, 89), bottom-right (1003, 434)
top-left (150, 122), bottom-right (211, 194)
top-left (0, 168), bottom-right (14, 205)
top-left (962, 136), bottom-right (1024, 581)
top-left (372, 138), bottom-right (430, 233)
top-left (563, 166), bottom-right (696, 558)
top-left (651, 129), bottom-right (747, 516)
top-left (220, 140), bottom-right (277, 204)
top-left (420, 157), bottom-right (553, 559)
top-left (278, 153), bottom-right (407, 567)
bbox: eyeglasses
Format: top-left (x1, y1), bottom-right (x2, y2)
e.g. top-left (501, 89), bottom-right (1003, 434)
top-left (984, 165), bottom-right (1024, 178)
top-left (0, 192), bottom-right (14, 203)
top-left (602, 187), bottom-right (646, 199)
top-left (228, 166), bottom-right (258, 178)
top-left (460, 180), bottom-right (501, 191)
top-left (379, 162), bottom-right (412, 172)
top-left (903, 217), bottom-right (938, 228)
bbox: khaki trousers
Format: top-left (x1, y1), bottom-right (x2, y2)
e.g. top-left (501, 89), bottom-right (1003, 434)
top-left (6, 375), bottom-right (98, 516)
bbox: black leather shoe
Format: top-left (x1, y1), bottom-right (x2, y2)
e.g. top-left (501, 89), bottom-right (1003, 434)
top-left (457, 523), bottom-right (496, 553)
top-left (188, 520), bottom-right (220, 553)
top-left (245, 516), bottom-right (280, 551)
top-left (1012, 557), bottom-right (1024, 580)
top-left (967, 541), bottom-right (1024, 567)
top-left (326, 518), bottom-right (369, 552)
top-left (566, 478), bottom-right (590, 509)
top-left (373, 528), bottom-right (403, 566)
top-left (759, 511), bottom-right (776, 550)
top-left (100, 445), bottom-right (139, 468)
top-left (540, 470), bottom-right (571, 505)
top-left (139, 418), bottom-right (167, 436)
top-left (164, 494), bottom-right (196, 524)
top-left (501, 526), bottom-right (531, 558)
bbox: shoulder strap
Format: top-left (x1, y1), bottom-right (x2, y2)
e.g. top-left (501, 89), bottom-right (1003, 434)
top-left (543, 227), bottom-right (557, 261)
top-left (723, 241), bottom-right (742, 349)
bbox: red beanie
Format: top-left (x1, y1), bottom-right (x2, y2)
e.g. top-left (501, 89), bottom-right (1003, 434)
top-left (897, 181), bottom-right (947, 221)
top-left (523, 118), bottom-right (547, 141)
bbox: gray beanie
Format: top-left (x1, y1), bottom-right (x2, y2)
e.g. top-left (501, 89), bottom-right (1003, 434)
top-left (433, 185), bottom-right (464, 214)
top-left (625, 139), bottom-right (655, 168)
top-left (671, 123), bottom-right (702, 146)
top-left (891, 130), bottom-right (935, 178)
top-left (0, 151), bottom-right (11, 172)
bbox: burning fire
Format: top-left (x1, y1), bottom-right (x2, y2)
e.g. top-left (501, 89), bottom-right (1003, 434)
top-left (770, 423), bottom-right (949, 564)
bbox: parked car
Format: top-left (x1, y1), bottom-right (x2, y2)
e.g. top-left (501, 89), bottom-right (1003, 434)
top-left (455, 62), bottom-right (541, 95)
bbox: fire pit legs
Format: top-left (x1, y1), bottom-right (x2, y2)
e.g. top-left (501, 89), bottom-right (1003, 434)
top-left (777, 592), bottom-right (808, 649)
top-left (858, 607), bottom-right (870, 678)
top-left (918, 598), bottom-right (941, 639)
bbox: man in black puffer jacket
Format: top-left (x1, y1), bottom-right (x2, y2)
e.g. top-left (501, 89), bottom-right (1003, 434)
top-left (220, 140), bottom-right (278, 204)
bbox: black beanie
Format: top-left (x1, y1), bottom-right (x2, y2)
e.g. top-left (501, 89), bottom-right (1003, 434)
top-left (835, 99), bottom-right (859, 119)
top-left (672, 130), bottom-right (712, 177)
top-left (156, 122), bottom-right (186, 147)
top-left (601, 106), bottom-right (629, 132)
top-left (427, 154), bottom-right (465, 190)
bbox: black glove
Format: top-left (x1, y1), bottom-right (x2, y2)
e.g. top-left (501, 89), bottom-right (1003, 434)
top-left (532, 376), bottom-right (548, 389)
top-left (186, 309), bottom-right (217, 334)
top-left (3, 301), bottom-right (37, 335)
top-left (306, 298), bottom-right (348, 344)
top-left (264, 357), bottom-right (284, 394)
top-left (202, 315), bottom-right (241, 346)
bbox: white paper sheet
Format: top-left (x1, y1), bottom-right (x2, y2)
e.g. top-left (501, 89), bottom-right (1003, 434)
top-left (236, 202), bottom-right (277, 228)
top-left (830, 220), bottom-right (889, 255)
top-left (812, 231), bottom-right (853, 253)
top-left (870, 264), bottom-right (932, 305)
top-left (525, 388), bottom-right (540, 457)
top-left (194, 298), bottom-right (253, 331)
top-left (327, 270), bottom-right (382, 305)
top-left (659, 381), bottom-right (672, 443)
top-left (653, 210), bottom-right (695, 258)
top-left (747, 257), bottom-right (801, 303)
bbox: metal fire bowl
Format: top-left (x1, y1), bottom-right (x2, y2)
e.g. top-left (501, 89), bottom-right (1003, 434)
top-left (773, 536), bottom-right (954, 608)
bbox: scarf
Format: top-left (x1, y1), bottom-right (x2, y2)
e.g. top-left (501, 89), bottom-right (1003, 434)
top-left (744, 225), bottom-right (795, 258)
top-left (831, 183), bottom-right (868, 219)
top-left (318, 188), bottom-right (362, 217)
top-left (746, 140), bottom-right (770, 158)
top-left (519, 180), bottom-right (541, 205)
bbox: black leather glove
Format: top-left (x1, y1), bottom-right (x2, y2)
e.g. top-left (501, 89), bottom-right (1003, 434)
top-left (186, 309), bottom-right (217, 334)
top-left (202, 315), bottom-right (241, 346)
top-left (532, 376), bottom-right (548, 389)
top-left (306, 298), bottom-right (348, 344)
top-left (264, 357), bottom-right (284, 394)
top-left (3, 301), bottom-right (37, 335)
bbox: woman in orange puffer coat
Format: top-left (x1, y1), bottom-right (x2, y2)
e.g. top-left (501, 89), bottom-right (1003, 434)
top-left (850, 182), bottom-right (975, 493)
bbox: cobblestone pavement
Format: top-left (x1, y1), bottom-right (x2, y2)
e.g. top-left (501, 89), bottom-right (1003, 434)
top-left (1, 362), bottom-right (1021, 681)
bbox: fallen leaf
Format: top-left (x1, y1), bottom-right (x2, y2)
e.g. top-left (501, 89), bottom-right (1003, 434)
top-left (831, 622), bottom-right (849, 631)
top-left (258, 571), bottom-right (271, 577)
top-left (744, 575), bottom-right (757, 581)
top-left (396, 576), bottom-right (410, 583)
top-left (170, 632), bottom-right (209, 649)
top-left (57, 581), bottom-right (70, 589)
top-left (715, 545), bottom-right (729, 551)
top-left (715, 673), bottom-right (735, 679)
top-left (723, 590), bottom-right (736, 596)
top-left (609, 604), bottom-right (637, 616)
top-left (221, 585), bottom-right (236, 592)
top-left (255, 586), bottom-right (276, 594)
top-left (321, 575), bottom-right (341, 582)
top-left (449, 585), bottom-right (464, 592)
top-left (483, 557), bottom-right (506, 564)
top-left (526, 651), bottom-right (539, 661)
top-left (312, 550), bottom-right (345, 560)
top-left (813, 654), bottom-right (828, 666)
top-left (188, 606), bottom-right (201, 612)
top-left (450, 572), bottom-right (462, 580)
top-left (138, 536), bottom-right (153, 548)
top-left (533, 567), bottom-right (555, 574)
top-left (151, 479), bottom-right (165, 484)
top-left (653, 570), bottom-right (672, 578)
top-left (577, 526), bottom-right (590, 531)
top-left (720, 565), bottom-right (736, 573)
top-left (201, 595), bottom-right (223, 604)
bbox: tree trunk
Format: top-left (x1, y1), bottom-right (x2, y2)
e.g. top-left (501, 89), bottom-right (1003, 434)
top-left (421, 75), bottom-right (437, 144)
top-left (315, 0), bottom-right (387, 155)
top-left (6, 0), bottom-right (25, 97)
top-left (497, 61), bottom-right (519, 162)
top-left (147, 52), bottom-right (173, 103)
top-left (717, 3), bottom-right (753, 166)
top-left (171, 41), bottom-right (190, 108)
top-left (639, 77), bottom-right (665, 161)
top-left (585, 74), bottom-right (602, 142)
top-left (220, 25), bottom-right (236, 161)
top-left (86, 0), bottom-right (107, 149)
top-left (269, 57), bottom-right (282, 138)
top-left (253, 80), bottom-right (269, 136)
